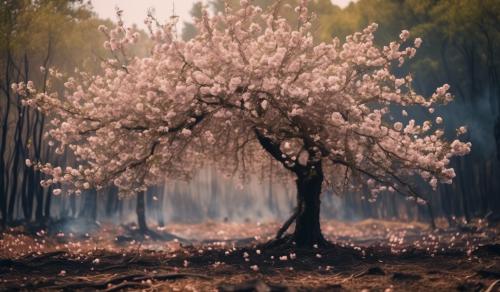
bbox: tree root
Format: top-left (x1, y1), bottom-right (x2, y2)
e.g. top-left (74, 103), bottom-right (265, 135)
top-left (485, 279), bottom-right (500, 292)
top-left (104, 281), bottom-right (150, 292)
top-left (275, 210), bottom-right (298, 240)
top-left (262, 234), bottom-right (333, 250)
top-left (20, 250), bottom-right (68, 263)
top-left (116, 224), bottom-right (188, 244)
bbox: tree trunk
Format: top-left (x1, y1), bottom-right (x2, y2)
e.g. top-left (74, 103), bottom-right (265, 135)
top-left (254, 128), bottom-right (328, 247)
top-left (156, 186), bottom-right (165, 227)
top-left (44, 187), bottom-right (52, 220)
top-left (105, 187), bottom-right (118, 217)
top-left (35, 189), bottom-right (44, 225)
top-left (69, 192), bottom-right (76, 217)
top-left (292, 164), bottom-right (326, 247)
top-left (80, 189), bottom-right (97, 222)
top-left (427, 202), bottom-right (436, 230)
top-left (136, 191), bottom-right (148, 232)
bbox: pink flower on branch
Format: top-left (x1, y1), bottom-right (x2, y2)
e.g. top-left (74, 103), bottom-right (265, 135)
top-left (17, 0), bottom-right (470, 243)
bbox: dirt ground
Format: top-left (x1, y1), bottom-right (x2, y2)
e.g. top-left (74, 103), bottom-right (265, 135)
top-left (1, 219), bottom-right (499, 291)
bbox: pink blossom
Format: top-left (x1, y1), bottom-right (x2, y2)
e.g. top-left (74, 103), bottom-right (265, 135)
top-left (20, 2), bottom-right (469, 199)
top-left (414, 38), bottom-right (422, 48)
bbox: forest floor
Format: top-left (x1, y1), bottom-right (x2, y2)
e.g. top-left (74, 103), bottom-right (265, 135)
top-left (1, 219), bottom-right (499, 291)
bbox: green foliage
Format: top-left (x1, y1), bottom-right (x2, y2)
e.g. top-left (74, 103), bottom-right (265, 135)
top-left (317, 0), bottom-right (500, 102)
top-left (0, 0), bottom-right (111, 79)
top-left (182, 1), bottom-right (204, 41)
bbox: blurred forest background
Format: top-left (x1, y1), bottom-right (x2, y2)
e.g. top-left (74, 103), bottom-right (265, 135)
top-left (1, 0), bottom-right (499, 231)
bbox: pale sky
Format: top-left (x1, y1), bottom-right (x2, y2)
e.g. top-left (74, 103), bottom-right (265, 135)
top-left (91, 0), bottom-right (354, 30)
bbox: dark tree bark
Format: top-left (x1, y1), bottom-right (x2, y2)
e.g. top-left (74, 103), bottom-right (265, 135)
top-left (34, 188), bottom-right (44, 224)
top-left (7, 105), bottom-right (25, 224)
top-left (254, 128), bottom-right (327, 247)
top-left (293, 163), bottom-right (327, 247)
top-left (155, 185), bottom-right (165, 227)
top-left (458, 157), bottom-right (471, 223)
top-left (136, 191), bottom-right (148, 232)
top-left (80, 190), bottom-right (96, 221)
top-left (0, 52), bottom-right (13, 228)
top-left (44, 187), bottom-right (52, 220)
top-left (146, 186), bottom-right (165, 226)
top-left (21, 110), bottom-right (32, 221)
top-left (69, 192), bottom-right (76, 217)
top-left (105, 186), bottom-right (119, 217)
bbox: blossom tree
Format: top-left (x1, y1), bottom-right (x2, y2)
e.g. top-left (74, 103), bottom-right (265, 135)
top-left (15, 0), bottom-right (470, 246)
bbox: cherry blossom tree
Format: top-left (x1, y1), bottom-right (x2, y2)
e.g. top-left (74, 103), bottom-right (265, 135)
top-left (15, 0), bottom-right (471, 246)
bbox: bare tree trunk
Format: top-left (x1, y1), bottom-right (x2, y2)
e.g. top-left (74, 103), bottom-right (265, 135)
top-left (0, 53), bottom-right (13, 228)
top-left (267, 160), bottom-right (278, 216)
top-left (293, 163), bottom-right (326, 247)
top-left (69, 193), bottom-right (76, 217)
top-left (21, 108), bottom-right (31, 221)
top-left (105, 186), bottom-right (119, 217)
top-left (80, 189), bottom-right (97, 222)
top-left (458, 158), bottom-right (471, 223)
top-left (136, 191), bottom-right (148, 232)
top-left (44, 188), bottom-right (52, 220)
top-left (7, 103), bottom-right (25, 224)
top-left (156, 185), bottom-right (165, 227)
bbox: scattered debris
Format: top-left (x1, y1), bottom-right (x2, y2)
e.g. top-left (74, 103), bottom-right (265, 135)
top-left (0, 219), bottom-right (498, 290)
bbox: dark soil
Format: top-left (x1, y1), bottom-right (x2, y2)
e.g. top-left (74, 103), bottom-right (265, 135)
top-left (0, 219), bottom-right (499, 291)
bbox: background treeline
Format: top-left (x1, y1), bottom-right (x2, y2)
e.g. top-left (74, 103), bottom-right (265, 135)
top-left (1, 0), bottom-right (499, 232)
top-left (0, 0), bottom-right (109, 228)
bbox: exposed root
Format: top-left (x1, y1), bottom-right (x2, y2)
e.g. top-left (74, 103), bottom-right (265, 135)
top-left (261, 234), bottom-right (342, 255)
top-left (104, 281), bottom-right (150, 292)
top-left (275, 210), bottom-right (299, 240)
top-left (485, 279), bottom-right (500, 292)
top-left (262, 234), bottom-right (293, 249)
top-left (265, 232), bottom-right (333, 250)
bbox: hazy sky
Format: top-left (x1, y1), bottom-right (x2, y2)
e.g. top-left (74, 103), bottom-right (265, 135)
top-left (91, 0), bottom-right (354, 30)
